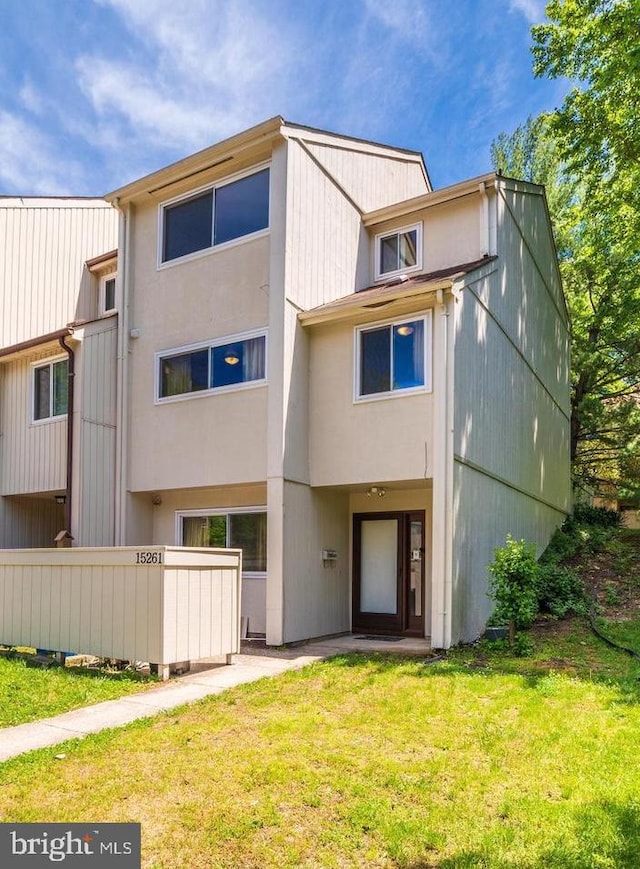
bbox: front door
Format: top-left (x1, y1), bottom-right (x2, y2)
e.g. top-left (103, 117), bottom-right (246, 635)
top-left (353, 511), bottom-right (426, 636)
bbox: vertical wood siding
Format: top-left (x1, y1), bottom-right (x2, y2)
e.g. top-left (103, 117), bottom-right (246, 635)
top-left (301, 139), bottom-right (429, 214)
top-left (0, 496), bottom-right (64, 548)
top-left (77, 321), bottom-right (117, 545)
top-left (452, 461), bottom-right (566, 643)
top-left (0, 350), bottom-right (67, 495)
top-left (0, 547), bottom-right (241, 669)
top-left (0, 200), bottom-right (118, 346)
top-left (451, 186), bottom-right (570, 643)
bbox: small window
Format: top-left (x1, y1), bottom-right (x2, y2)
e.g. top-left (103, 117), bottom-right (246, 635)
top-left (157, 332), bottom-right (266, 401)
top-left (356, 315), bottom-right (430, 400)
top-left (100, 273), bottom-right (117, 314)
top-left (375, 224), bottom-right (422, 280)
top-left (161, 167), bottom-right (270, 264)
top-left (33, 358), bottom-right (68, 421)
top-left (180, 510), bottom-right (267, 573)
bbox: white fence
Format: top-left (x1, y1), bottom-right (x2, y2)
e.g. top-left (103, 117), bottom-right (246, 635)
top-left (0, 546), bottom-right (242, 679)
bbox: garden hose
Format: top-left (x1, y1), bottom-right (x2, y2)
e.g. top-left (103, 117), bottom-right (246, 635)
top-left (588, 607), bottom-right (640, 664)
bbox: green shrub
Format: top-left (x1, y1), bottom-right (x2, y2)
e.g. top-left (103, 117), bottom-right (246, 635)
top-left (541, 527), bottom-right (580, 564)
top-left (487, 535), bottom-right (539, 632)
top-left (512, 632), bottom-right (534, 657)
top-left (537, 563), bottom-right (587, 618)
top-left (567, 504), bottom-right (622, 529)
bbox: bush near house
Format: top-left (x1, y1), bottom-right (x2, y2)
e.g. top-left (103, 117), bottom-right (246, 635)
top-left (489, 506), bottom-right (623, 639)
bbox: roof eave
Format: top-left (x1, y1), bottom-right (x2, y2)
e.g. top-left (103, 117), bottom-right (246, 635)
top-left (362, 172), bottom-right (498, 226)
top-left (298, 278), bottom-right (455, 328)
top-left (105, 116), bottom-right (285, 204)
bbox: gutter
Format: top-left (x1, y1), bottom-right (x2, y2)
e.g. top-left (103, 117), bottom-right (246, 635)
top-left (0, 327), bottom-right (73, 361)
top-left (58, 335), bottom-right (75, 533)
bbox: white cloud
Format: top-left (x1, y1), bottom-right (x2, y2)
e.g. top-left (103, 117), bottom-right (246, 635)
top-left (509, 0), bottom-right (546, 23)
top-left (0, 111), bottom-right (87, 193)
top-left (78, 0), bottom-right (295, 153)
top-left (363, 0), bottom-right (440, 56)
top-left (18, 80), bottom-right (46, 116)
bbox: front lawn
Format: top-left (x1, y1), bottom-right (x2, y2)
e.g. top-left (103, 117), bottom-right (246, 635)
top-left (0, 653), bottom-right (154, 726)
top-left (1, 626), bottom-right (640, 868)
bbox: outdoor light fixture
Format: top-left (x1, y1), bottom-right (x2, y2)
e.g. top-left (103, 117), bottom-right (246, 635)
top-left (55, 495), bottom-right (66, 505)
top-left (366, 486), bottom-right (386, 498)
top-left (396, 324), bottom-right (414, 336)
top-left (224, 349), bottom-right (240, 365)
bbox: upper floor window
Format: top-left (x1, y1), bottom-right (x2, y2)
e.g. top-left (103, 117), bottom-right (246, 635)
top-left (157, 330), bottom-right (267, 402)
top-left (374, 224), bottom-right (422, 281)
top-left (160, 167), bottom-right (270, 264)
top-left (33, 357), bottom-right (68, 422)
top-left (100, 273), bottom-right (117, 315)
top-left (355, 314), bottom-right (431, 400)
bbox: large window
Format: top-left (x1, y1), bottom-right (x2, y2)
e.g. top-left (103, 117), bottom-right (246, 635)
top-left (356, 314), bottom-right (431, 400)
top-left (179, 509), bottom-right (267, 574)
top-left (157, 331), bottom-right (266, 401)
top-left (375, 224), bottom-right (422, 280)
top-left (161, 167), bottom-right (270, 264)
top-left (33, 357), bottom-right (69, 422)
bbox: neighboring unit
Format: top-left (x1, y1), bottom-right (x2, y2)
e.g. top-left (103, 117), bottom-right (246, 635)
top-left (0, 118), bottom-right (571, 648)
top-left (0, 197), bottom-right (118, 548)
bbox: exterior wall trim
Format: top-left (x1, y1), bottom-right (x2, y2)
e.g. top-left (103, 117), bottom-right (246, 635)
top-left (463, 280), bottom-right (570, 421)
top-left (455, 454), bottom-right (569, 516)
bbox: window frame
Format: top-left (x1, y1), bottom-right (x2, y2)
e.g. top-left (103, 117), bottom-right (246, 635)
top-left (154, 327), bottom-right (268, 405)
top-left (31, 355), bottom-right (69, 424)
top-left (175, 506), bottom-right (267, 578)
top-left (354, 312), bottom-right (432, 403)
top-left (374, 222), bottom-right (423, 282)
top-left (99, 272), bottom-right (118, 316)
top-left (157, 163), bottom-right (271, 268)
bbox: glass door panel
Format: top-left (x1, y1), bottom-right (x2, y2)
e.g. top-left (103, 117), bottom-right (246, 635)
top-left (360, 519), bottom-right (398, 614)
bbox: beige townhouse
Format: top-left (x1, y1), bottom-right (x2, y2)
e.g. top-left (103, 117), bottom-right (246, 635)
top-left (0, 118), bottom-right (570, 649)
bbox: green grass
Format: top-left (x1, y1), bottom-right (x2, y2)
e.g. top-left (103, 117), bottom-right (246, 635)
top-left (0, 654), bottom-right (154, 726)
top-left (2, 621), bottom-right (640, 868)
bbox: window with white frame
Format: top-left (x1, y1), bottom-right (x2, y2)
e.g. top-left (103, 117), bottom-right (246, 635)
top-left (178, 509), bottom-right (267, 574)
top-left (160, 166), bottom-right (270, 264)
top-left (355, 313), bottom-right (431, 399)
top-left (100, 273), bottom-right (117, 314)
top-left (375, 224), bottom-right (422, 280)
top-left (157, 330), bottom-right (267, 401)
top-left (33, 357), bottom-right (69, 422)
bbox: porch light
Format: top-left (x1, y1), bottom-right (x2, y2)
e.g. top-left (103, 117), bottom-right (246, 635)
top-left (396, 325), bottom-right (414, 336)
top-left (224, 349), bottom-right (240, 365)
top-left (366, 486), bottom-right (386, 498)
top-left (55, 495), bottom-right (66, 505)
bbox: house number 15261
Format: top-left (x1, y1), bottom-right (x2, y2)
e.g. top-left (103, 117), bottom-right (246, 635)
top-left (135, 551), bottom-right (163, 564)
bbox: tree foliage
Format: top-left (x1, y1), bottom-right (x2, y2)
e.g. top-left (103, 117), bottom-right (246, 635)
top-left (492, 1), bottom-right (640, 499)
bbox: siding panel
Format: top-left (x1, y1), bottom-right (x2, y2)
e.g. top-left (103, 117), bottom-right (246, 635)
top-left (0, 199), bottom-right (117, 346)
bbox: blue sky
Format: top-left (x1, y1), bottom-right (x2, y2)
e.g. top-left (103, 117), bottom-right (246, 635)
top-left (0, 0), bottom-right (569, 196)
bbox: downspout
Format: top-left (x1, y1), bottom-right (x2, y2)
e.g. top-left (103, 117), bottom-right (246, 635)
top-left (58, 335), bottom-right (75, 534)
top-left (112, 198), bottom-right (130, 546)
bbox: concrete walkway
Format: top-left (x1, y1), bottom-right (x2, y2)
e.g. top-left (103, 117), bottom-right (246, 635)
top-left (0, 634), bottom-right (432, 763)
